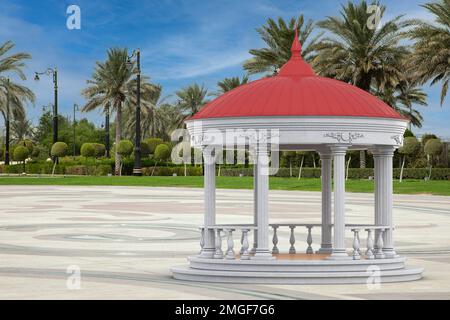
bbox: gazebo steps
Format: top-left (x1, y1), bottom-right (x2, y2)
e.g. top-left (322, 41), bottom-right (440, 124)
top-left (171, 264), bottom-right (424, 284)
top-left (187, 256), bottom-right (408, 273)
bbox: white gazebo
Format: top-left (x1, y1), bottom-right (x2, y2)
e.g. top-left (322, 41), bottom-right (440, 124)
top-left (171, 32), bottom-right (424, 284)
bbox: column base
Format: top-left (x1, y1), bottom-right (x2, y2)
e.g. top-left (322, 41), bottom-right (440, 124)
top-left (383, 248), bottom-right (398, 258)
top-left (327, 249), bottom-right (351, 260)
top-left (251, 249), bottom-right (275, 260)
top-left (198, 248), bottom-right (215, 259)
top-left (316, 246), bottom-right (333, 254)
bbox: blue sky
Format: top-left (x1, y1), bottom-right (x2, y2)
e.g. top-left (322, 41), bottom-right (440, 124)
top-left (0, 0), bottom-right (449, 139)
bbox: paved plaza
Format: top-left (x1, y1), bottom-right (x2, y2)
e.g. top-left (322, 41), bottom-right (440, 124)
top-left (0, 185), bottom-right (449, 299)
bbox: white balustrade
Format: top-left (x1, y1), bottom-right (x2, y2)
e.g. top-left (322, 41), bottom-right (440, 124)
top-left (199, 224), bottom-right (393, 261)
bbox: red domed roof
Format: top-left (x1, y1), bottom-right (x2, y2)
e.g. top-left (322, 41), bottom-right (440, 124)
top-left (189, 30), bottom-right (404, 121)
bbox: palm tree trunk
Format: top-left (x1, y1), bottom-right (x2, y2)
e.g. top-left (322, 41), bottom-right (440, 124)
top-left (114, 102), bottom-right (122, 175)
top-left (359, 150), bottom-right (366, 169)
top-left (298, 156), bottom-right (304, 180)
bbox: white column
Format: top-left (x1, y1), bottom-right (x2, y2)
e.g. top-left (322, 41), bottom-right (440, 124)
top-left (374, 146), bottom-right (397, 258)
top-left (251, 162), bottom-right (258, 254)
top-left (329, 145), bottom-right (350, 259)
top-left (317, 151), bottom-right (333, 253)
top-left (252, 146), bottom-right (274, 259)
top-left (199, 150), bottom-right (216, 258)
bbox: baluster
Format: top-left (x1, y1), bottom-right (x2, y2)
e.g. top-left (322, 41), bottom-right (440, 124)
top-left (357, 230), bottom-right (362, 255)
top-left (213, 228), bottom-right (223, 259)
top-left (306, 226), bottom-right (313, 254)
top-left (365, 228), bottom-right (374, 260)
top-left (272, 225), bottom-right (279, 254)
top-left (352, 229), bottom-right (361, 260)
top-left (199, 227), bottom-right (205, 255)
top-left (289, 225), bottom-right (296, 254)
top-left (375, 228), bottom-right (385, 259)
top-left (241, 229), bottom-right (250, 260)
top-left (239, 230), bottom-right (245, 255)
top-left (225, 228), bottom-right (236, 260)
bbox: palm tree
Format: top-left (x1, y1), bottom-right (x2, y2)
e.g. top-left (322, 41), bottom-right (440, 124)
top-left (243, 15), bottom-right (321, 75)
top-left (175, 84), bottom-right (209, 120)
top-left (212, 75), bottom-right (249, 96)
top-left (11, 114), bottom-right (35, 143)
top-left (124, 83), bottom-right (175, 140)
top-left (0, 41), bottom-right (35, 161)
top-left (313, 1), bottom-right (410, 167)
top-left (82, 48), bottom-right (135, 175)
top-left (408, 0), bottom-right (450, 105)
top-left (375, 78), bottom-right (427, 128)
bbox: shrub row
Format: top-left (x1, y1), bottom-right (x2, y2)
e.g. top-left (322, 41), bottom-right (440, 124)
top-left (1, 164), bottom-right (449, 180)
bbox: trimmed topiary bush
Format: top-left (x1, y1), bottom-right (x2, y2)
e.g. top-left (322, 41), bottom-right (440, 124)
top-left (93, 143), bottom-right (106, 158)
top-left (398, 137), bottom-right (421, 182)
top-left (154, 143), bottom-right (170, 161)
top-left (144, 138), bottom-right (163, 154)
top-left (13, 145), bottom-right (29, 172)
top-left (51, 142), bottom-right (69, 158)
top-left (18, 139), bottom-right (34, 154)
top-left (116, 140), bottom-right (133, 157)
top-left (80, 143), bottom-right (96, 158)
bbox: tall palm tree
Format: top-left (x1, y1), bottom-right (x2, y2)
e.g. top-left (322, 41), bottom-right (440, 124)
top-left (313, 1), bottom-right (410, 167)
top-left (211, 75), bottom-right (249, 96)
top-left (243, 15), bottom-right (321, 75)
top-left (175, 84), bottom-right (209, 120)
top-left (375, 79), bottom-right (427, 128)
top-left (11, 114), bottom-right (35, 143)
top-left (408, 0), bottom-right (450, 105)
top-left (0, 41), bottom-right (35, 162)
top-left (82, 48), bottom-right (135, 175)
top-left (124, 82), bottom-right (172, 140)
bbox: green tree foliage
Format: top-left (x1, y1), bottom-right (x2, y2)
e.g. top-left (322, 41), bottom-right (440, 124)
top-left (17, 139), bottom-right (33, 154)
top-left (243, 15), bottom-right (320, 75)
top-left (421, 134), bottom-right (438, 147)
top-left (34, 111), bottom-right (105, 157)
top-left (424, 139), bottom-right (443, 157)
top-left (51, 142), bottom-right (68, 158)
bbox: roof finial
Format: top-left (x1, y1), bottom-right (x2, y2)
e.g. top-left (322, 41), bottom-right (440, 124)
top-left (291, 25), bottom-right (302, 57)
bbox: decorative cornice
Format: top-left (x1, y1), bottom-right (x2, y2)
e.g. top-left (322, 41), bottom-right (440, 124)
top-left (391, 135), bottom-right (403, 145)
top-left (324, 132), bottom-right (364, 143)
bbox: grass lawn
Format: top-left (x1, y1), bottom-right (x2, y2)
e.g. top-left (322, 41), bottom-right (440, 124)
top-left (0, 175), bottom-right (449, 196)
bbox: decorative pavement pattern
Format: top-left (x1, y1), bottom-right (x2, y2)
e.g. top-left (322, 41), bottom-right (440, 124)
top-left (0, 185), bottom-right (449, 299)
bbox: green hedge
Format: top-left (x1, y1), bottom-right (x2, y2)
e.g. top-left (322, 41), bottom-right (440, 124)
top-left (1, 163), bottom-right (449, 179)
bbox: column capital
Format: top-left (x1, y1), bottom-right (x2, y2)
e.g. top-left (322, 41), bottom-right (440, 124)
top-left (328, 144), bottom-right (349, 154)
top-left (372, 145), bottom-right (396, 157)
top-left (202, 148), bottom-right (216, 165)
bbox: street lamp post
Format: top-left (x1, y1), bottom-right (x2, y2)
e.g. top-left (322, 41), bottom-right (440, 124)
top-left (73, 103), bottom-right (78, 158)
top-left (35, 68), bottom-right (58, 161)
top-left (105, 102), bottom-right (110, 158)
top-left (0, 77), bottom-right (10, 165)
top-left (127, 49), bottom-right (142, 176)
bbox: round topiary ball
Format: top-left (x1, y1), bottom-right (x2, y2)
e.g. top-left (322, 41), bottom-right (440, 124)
top-left (144, 138), bottom-right (163, 154)
top-left (18, 139), bottom-right (34, 154)
top-left (116, 140), bottom-right (134, 157)
top-left (51, 142), bottom-right (69, 158)
top-left (80, 143), bottom-right (96, 158)
top-left (154, 143), bottom-right (170, 161)
top-left (398, 137), bottom-right (420, 155)
top-left (13, 145), bottom-right (29, 162)
top-left (424, 139), bottom-right (443, 157)
top-left (93, 143), bottom-right (106, 158)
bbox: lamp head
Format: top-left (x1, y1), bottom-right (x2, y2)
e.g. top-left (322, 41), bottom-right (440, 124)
top-left (34, 73), bottom-right (40, 81)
